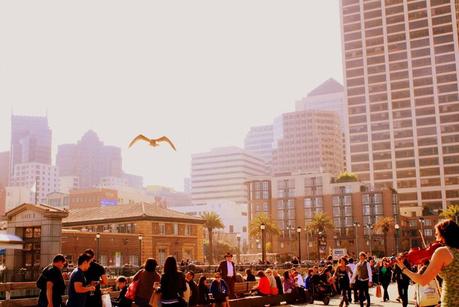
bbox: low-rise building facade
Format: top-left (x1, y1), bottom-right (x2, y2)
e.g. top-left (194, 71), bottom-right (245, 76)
top-left (62, 203), bottom-right (205, 265)
top-left (247, 172), bottom-right (400, 259)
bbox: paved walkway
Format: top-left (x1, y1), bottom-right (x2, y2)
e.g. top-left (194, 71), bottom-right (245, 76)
top-left (289, 283), bottom-right (417, 306)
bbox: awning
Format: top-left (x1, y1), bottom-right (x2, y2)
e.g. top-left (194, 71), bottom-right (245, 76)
top-left (0, 233), bottom-right (23, 250)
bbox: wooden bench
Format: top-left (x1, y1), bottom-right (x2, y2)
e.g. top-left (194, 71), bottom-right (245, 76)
top-left (233, 281), bottom-right (258, 296)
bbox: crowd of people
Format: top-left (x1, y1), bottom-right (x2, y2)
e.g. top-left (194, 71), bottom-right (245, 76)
top-left (36, 219), bottom-right (458, 307)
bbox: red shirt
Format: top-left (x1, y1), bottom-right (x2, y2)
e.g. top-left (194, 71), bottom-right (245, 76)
top-left (257, 276), bottom-right (271, 295)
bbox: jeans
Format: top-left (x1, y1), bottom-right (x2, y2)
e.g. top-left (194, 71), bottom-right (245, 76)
top-left (397, 281), bottom-right (409, 307)
top-left (356, 280), bottom-right (370, 307)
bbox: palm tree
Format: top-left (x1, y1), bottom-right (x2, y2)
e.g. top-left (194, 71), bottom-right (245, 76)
top-left (249, 213), bottom-right (281, 238)
top-left (440, 203), bottom-right (459, 223)
top-left (305, 212), bottom-right (334, 259)
top-left (200, 212), bottom-right (224, 265)
top-left (304, 212), bottom-right (334, 233)
top-left (374, 217), bottom-right (394, 256)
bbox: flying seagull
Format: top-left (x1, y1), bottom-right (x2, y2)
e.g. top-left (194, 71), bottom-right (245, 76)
top-left (128, 134), bottom-right (176, 151)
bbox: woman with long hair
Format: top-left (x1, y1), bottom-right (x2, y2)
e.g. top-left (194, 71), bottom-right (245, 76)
top-left (159, 256), bottom-right (187, 307)
top-left (132, 258), bottom-right (160, 307)
top-left (396, 219), bottom-right (459, 307)
top-left (282, 270), bottom-right (295, 294)
top-left (333, 257), bottom-right (351, 307)
top-left (196, 275), bottom-right (210, 307)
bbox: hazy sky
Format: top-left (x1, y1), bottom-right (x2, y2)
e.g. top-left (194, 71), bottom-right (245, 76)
top-left (0, 1), bottom-right (343, 191)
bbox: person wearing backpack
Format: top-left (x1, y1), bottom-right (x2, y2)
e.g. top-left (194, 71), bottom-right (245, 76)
top-left (37, 254), bottom-right (67, 307)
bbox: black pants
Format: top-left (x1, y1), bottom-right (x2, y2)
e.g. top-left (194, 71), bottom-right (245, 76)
top-left (348, 286), bottom-right (358, 302)
top-left (339, 283), bottom-right (349, 306)
top-left (397, 281), bottom-right (409, 307)
top-left (382, 282), bottom-right (390, 301)
top-left (356, 280), bottom-right (370, 307)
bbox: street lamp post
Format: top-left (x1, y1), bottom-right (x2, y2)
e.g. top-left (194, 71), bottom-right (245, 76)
top-left (138, 234), bottom-right (143, 266)
top-left (306, 231), bottom-right (310, 261)
top-left (296, 227), bottom-right (302, 263)
top-left (366, 223), bottom-right (373, 256)
top-left (96, 233), bottom-right (101, 262)
top-left (236, 233), bottom-right (241, 264)
top-left (260, 223), bottom-right (266, 263)
top-left (353, 222), bottom-right (360, 257)
top-left (394, 223), bottom-right (400, 254)
top-left (317, 231), bottom-right (322, 261)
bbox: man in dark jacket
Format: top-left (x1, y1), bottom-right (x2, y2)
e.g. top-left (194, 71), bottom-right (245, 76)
top-left (37, 254), bottom-right (67, 307)
top-left (186, 271), bottom-right (198, 307)
top-left (217, 252), bottom-right (236, 298)
top-left (393, 259), bottom-right (411, 307)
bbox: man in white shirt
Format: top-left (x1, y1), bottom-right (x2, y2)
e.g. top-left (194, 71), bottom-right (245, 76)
top-left (218, 252), bottom-right (236, 298)
top-left (350, 252), bottom-right (373, 307)
top-left (347, 257), bottom-right (358, 303)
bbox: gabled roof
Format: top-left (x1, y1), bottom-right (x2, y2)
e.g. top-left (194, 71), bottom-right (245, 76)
top-left (308, 78), bottom-right (344, 97)
top-left (6, 203), bottom-right (69, 219)
top-left (63, 203), bottom-right (204, 225)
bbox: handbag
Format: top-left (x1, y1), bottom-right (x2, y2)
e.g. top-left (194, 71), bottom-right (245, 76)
top-left (125, 280), bottom-right (139, 301)
top-left (149, 290), bottom-right (161, 307)
top-left (375, 285), bottom-right (382, 298)
top-left (416, 280), bottom-right (440, 307)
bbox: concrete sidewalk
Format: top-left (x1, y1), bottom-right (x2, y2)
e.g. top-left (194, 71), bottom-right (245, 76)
top-left (289, 282), bottom-right (417, 306)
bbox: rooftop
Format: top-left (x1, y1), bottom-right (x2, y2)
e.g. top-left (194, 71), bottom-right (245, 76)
top-left (307, 78), bottom-right (344, 97)
top-left (63, 202), bottom-right (203, 225)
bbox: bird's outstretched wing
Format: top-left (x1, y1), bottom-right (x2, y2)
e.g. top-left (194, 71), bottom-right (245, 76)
top-left (128, 134), bottom-right (150, 148)
top-left (156, 136), bottom-right (177, 151)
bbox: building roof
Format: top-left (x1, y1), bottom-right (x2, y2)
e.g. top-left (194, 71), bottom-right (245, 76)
top-left (63, 203), bottom-right (204, 225)
top-left (307, 78), bottom-right (344, 97)
top-left (5, 203), bottom-right (69, 219)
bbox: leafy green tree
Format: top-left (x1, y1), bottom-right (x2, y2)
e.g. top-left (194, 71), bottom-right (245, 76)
top-left (249, 213), bottom-right (281, 238)
top-left (440, 204), bottom-right (459, 223)
top-left (200, 212), bottom-right (224, 264)
top-left (374, 217), bottom-right (394, 256)
top-left (305, 212), bottom-right (334, 233)
top-left (336, 171), bottom-right (359, 183)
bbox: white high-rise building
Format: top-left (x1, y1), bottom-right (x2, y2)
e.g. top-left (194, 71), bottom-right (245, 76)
top-left (296, 78), bottom-right (350, 169)
top-left (340, 0), bottom-right (459, 215)
top-left (244, 125), bottom-right (274, 163)
top-left (191, 147), bottom-right (268, 204)
top-left (9, 162), bottom-right (59, 206)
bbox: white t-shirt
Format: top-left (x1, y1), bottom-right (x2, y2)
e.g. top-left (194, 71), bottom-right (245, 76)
top-left (226, 261), bottom-right (234, 277)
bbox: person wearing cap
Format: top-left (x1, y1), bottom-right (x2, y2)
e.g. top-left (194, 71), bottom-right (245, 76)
top-left (218, 252), bottom-right (236, 299)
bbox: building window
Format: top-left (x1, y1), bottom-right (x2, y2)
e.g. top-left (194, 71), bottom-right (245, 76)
top-left (159, 224), bottom-right (166, 235)
top-left (173, 224), bottom-right (179, 235)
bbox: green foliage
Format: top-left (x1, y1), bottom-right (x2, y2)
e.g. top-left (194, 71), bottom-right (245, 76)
top-left (203, 240), bottom-right (238, 262)
top-left (200, 211), bottom-right (224, 231)
top-left (374, 217), bottom-right (394, 234)
top-left (336, 171), bottom-right (358, 183)
top-left (440, 204), bottom-right (459, 221)
top-left (200, 211), bottom-right (224, 264)
top-left (249, 213), bottom-right (281, 238)
top-left (305, 212), bottom-right (334, 233)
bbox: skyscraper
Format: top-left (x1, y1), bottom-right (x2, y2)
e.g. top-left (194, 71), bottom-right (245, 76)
top-left (244, 124), bottom-right (274, 163)
top-left (296, 78), bottom-right (350, 169)
top-left (56, 130), bottom-right (123, 188)
top-left (341, 0), bottom-right (459, 215)
top-left (271, 110), bottom-right (344, 176)
top-left (10, 115), bottom-right (52, 179)
top-left (191, 147), bottom-right (267, 204)
top-left (0, 151), bottom-right (10, 187)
